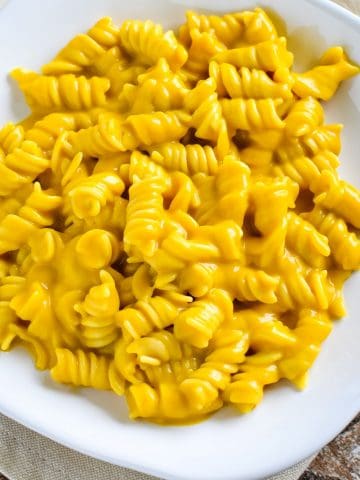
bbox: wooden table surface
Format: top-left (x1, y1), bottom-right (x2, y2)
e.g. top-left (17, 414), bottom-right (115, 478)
top-left (300, 414), bottom-right (360, 480)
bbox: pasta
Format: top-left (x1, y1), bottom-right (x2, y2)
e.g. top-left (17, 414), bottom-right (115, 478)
top-left (119, 20), bottom-right (188, 70)
top-left (210, 63), bottom-right (292, 99)
top-left (149, 143), bottom-right (220, 175)
top-left (25, 111), bottom-right (101, 151)
top-left (0, 9), bottom-right (358, 424)
top-left (292, 46), bottom-right (359, 100)
top-left (0, 182), bottom-right (62, 254)
top-left (12, 70), bottom-right (111, 112)
top-left (42, 17), bottom-right (121, 75)
top-left (285, 97), bottom-right (324, 137)
top-left (0, 123), bottom-right (24, 154)
top-left (0, 141), bottom-right (49, 196)
top-left (213, 37), bottom-right (294, 71)
top-left (221, 98), bottom-right (285, 131)
top-left (118, 59), bottom-right (189, 114)
top-left (174, 288), bottom-right (233, 348)
top-left (51, 349), bottom-right (112, 389)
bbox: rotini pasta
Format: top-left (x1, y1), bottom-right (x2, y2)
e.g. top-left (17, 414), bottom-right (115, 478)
top-left (0, 141), bottom-right (50, 196)
top-left (311, 170), bottom-right (360, 228)
top-left (302, 207), bottom-right (360, 270)
top-left (215, 264), bottom-right (280, 303)
top-left (292, 46), bottom-right (359, 100)
top-left (119, 20), bottom-right (187, 70)
top-left (0, 9), bottom-right (358, 424)
top-left (12, 70), bottom-right (111, 112)
top-left (149, 143), bottom-right (219, 175)
top-left (42, 17), bottom-right (121, 75)
top-left (25, 110), bottom-right (102, 151)
top-left (286, 211), bottom-right (330, 268)
top-left (221, 98), bottom-right (285, 132)
top-left (51, 349), bottom-right (112, 390)
top-left (241, 7), bottom-right (278, 44)
top-left (0, 183), bottom-right (62, 254)
top-left (118, 59), bottom-right (189, 114)
top-left (178, 10), bottom-right (244, 48)
top-left (277, 256), bottom-right (335, 311)
top-left (127, 330), bottom-right (191, 366)
top-left (124, 176), bottom-right (167, 259)
top-left (182, 29), bottom-right (226, 83)
top-left (285, 97), bottom-right (324, 137)
top-left (213, 37), bottom-right (294, 71)
top-left (272, 151), bottom-right (339, 190)
top-left (210, 62), bottom-right (292, 99)
top-left (116, 295), bottom-right (182, 339)
top-left (124, 111), bottom-right (191, 149)
top-left (67, 172), bottom-right (125, 220)
top-left (301, 124), bottom-right (342, 156)
top-left (174, 289), bottom-right (233, 348)
top-left (0, 123), bottom-right (24, 154)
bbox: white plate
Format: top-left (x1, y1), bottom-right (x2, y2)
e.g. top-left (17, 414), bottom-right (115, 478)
top-left (0, 1), bottom-right (359, 479)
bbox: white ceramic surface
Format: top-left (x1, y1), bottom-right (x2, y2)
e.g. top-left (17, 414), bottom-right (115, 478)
top-left (0, 1), bottom-right (359, 479)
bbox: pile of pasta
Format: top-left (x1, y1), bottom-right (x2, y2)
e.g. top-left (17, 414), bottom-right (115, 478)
top-left (0, 8), bottom-right (359, 422)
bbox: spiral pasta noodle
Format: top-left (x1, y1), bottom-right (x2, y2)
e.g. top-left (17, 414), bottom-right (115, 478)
top-left (25, 110), bottom-right (101, 151)
top-left (119, 20), bottom-right (187, 70)
top-left (215, 264), bottom-right (280, 303)
top-left (124, 176), bottom-right (167, 259)
top-left (116, 295), bottom-right (182, 340)
top-left (178, 10), bottom-right (244, 48)
top-left (292, 46), bottom-right (359, 100)
top-left (0, 123), bottom-right (24, 154)
top-left (0, 183), bottom-right (62, 254)
top-left (182, 29), bottom-right (226, 83)
top-left (224, 355), bottom-right (280, 412)
top-left (213, 37), bottom-right (294, 71)
top-left (221, 98), bottom-right (285, 131)
top-left (272, 151), bottom-right (339, 190)
top-left (0, 141), bottom-right (50, 196)
top-left (285, 97), bottom-right (324, 137)
top-left (127, 330), bottom-right (191, 367)
top-left (311, 170), bottom-right (360, 228)
top-left (118, 59), bottom-right (189, 114)
top-left (124, 111), bottom-right (191, 149)
top-left (277, 257), bottom-right (335, 311)
top-left (12, 71), bottom-right (111, 112)
top-left (67, 172), bottom-right (125, 220)
top-left (285, 211), bottom-right (330, 268)
top-left (42, 17), bottom-right (121, 75)
top-left (174, 289), bottom-right (233, 348)
top-left (0, 8), bottom-right (358, 424)
top-left (302, 207), bottom-right (360, 270)
top-left (301, 124), bottom-right (342, 156)
top-left (51, 349), bottom-right (112, 390)
top-left (149, 143), bottom-right (219, 176)
top-left (210, 63), bottom-right (292, 99)
top-left (0, 275), bottom-right (25, 351)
